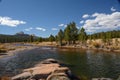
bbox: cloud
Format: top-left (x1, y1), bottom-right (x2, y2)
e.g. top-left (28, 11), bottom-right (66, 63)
top-left (111, 7), bottom-right (116, 12)
top-left (52, 28), bottom-right (58, 31)
top-left (0, 16), bottom-right (26, 27)
top-left (64, 25), bottom-right (67, 28)
top-left (83, 12), bottom-right (120, 33)
top-left (24, 27), bottom-right (33, 31)
top-left (82, 14), bottom-right (89, 19)
top-left (80, 20), bottom-right (84, 24)
top-left (58, 24), bottom-right (67, 28)
top-left (36, 27), bottom-right (46, 31)
top-left (58, 24), bottom-right (64, 27)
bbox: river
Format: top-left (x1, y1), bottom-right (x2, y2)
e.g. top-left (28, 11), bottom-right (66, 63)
top-left (0, 46), bottom-right (120, 79)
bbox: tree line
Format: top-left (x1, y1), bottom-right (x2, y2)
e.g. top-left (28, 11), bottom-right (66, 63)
top-left (50, 22), bottom-right (120, 46)
top-left (0, 22), bottom-right (120, 44)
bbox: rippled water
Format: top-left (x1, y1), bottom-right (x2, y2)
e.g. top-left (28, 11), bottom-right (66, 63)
top-left (0, 46), bottom-right (120, 79)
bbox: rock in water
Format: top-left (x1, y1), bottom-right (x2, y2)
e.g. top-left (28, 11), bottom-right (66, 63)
top-left (11, 58), bottom-right (79, 80)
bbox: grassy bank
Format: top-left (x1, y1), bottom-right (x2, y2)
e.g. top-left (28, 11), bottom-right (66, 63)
top-left (0, 43), bottom-right (38, 58)
top-left (38, 38), bottom-right (120, 53)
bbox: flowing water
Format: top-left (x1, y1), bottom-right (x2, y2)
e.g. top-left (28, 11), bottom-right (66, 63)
top-left (0, 46), bottom-right (120, 79)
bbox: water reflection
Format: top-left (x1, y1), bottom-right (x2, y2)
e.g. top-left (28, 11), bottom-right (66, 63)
top-left (0, 47), bottom-right (120, 79)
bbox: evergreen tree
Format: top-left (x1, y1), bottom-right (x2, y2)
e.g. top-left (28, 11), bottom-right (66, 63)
top-left (30, 35), bottom-right (34, 42)
top-left (70, 22), bottom-right (78, 44)
top-left (101, 32), bottom-right (106, 42)
top-left (64, 22), bottom-right (78, 45)
top-left (57, 29), bottom-right (64, 46)
top-left (49, 35), bottom-right (55, 43)
top-left (38, 37), bottom-right (43, 42)
top-left (78, 27), bottom-right (87, 43)
top-left (64, 24), bottom-right (71, 45)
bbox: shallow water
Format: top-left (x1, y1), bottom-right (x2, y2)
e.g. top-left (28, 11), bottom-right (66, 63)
top-left (0, 46), bottom-right (120, 79)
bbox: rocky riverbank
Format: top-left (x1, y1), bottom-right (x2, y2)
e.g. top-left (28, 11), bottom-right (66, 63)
top-left (35, 40), bottom-right (120, 53)
top-left (11, 58), bottom-right (80, 80)
top-left (57, 44), bottom-right (120, 53)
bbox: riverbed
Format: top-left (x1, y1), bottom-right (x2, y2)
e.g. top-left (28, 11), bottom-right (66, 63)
top-left (0, 46), bottom-right (120, 79)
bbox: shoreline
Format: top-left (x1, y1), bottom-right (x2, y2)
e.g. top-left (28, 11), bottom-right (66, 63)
top-left (55, 45), bottom-right (120, 53)
top-left (35, 41), bottom-right (120, 53)
top-left (0, 43), bottom-right (39, 58)
top-left (0, 42), bottom-right (120, 59)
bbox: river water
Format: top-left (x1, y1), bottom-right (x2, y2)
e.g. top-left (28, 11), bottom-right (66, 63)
top-left (0, 46), bottom-right (120, 79)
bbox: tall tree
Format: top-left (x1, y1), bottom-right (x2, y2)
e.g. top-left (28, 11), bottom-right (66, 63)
top-left (64, 24), bottom-right (71, 45)
top-left (57, 29), bottom-right (64, 46)
top-left (70, 22), bottom-right (78, 44)
top-left (101, 32), bottom-right (106, 42)
top-left (49, 34), bottom-right (55, 43)
top-left (106, 31), bottom-right (112, 45)
top-left (78, 27), bottom-right (87, 43)
top-left (30, 35), bottom-right (34, 42)
top-left (64, 22), bottom-right (78, 45)
top-left (38, 37), bottom-right (43, 42)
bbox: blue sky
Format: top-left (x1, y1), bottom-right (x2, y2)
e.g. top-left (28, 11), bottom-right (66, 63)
top-left (0, 0), bottom-right (120, 37)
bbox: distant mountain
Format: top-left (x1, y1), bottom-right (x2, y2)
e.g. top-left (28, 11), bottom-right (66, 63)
top-left (0, 32), bottom-right (39, 43)
top-left (15, 31), bottom-right (29, 36)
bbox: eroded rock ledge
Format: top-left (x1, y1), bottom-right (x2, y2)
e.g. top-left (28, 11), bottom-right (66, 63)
top-left (12, 58), bottom-right (80, 80)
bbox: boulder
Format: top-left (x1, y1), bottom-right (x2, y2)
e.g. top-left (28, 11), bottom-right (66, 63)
top-left (11, 58), bottom-right (76, 80)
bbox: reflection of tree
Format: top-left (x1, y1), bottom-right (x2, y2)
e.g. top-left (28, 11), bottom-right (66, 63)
top-left (86, 51), bottom-right (106, 78)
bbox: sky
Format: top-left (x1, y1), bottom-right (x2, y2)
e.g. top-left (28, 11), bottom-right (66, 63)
top-left (0, 0), bottom-right (120, 37)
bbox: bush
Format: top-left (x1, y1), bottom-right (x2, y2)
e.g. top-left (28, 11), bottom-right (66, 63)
top-left (80, 75), bottom-right (88, 80)
top-left (92, 42), bottom-right (100, 48)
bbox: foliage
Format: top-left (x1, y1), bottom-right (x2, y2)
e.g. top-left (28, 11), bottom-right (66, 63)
top-left (57, 29), bottom-right (64, 46)
top-left (92, 42), bottom-right (101, 48)
top-left (78, 27), bottom-right (87, 43)
top-left (88, 30), bottom-right (120, 40)
top-left (64, 24), bottom-right (71, 44)
top-left (49, 34), bottom-right (55, 42)
top-left (0, 22), bottom-right (120, 45)
top-left (38, 37), bottom-right (43, 42)
top-left (30, 35), bottom-right (34, 42)
top-left (64, 22), bottom-right (78, 45)
top-left (80, 75), bottom-right (88, 80)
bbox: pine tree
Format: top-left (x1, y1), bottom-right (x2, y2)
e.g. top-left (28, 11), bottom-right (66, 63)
top-left (70, 22), bottom-right (78, 44)
top-left (49, 35), bottom-right (55, 43)
top-left (30, 35), bottom-right (34, 42)
top-left (64, 24), bottom-right (71, 45)
top-left (78, 27), bottom-right (87, 43)
top-left (57, 29), bottom-right (64, 46)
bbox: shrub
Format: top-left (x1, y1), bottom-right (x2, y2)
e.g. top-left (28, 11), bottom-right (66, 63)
top-left (92, 42), bottom-right (100, 48)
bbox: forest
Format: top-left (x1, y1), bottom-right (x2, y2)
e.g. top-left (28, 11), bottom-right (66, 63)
top-left (0, 22), bottom-right (120, 45)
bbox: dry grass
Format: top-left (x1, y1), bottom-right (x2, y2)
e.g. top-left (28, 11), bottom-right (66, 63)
top-left (91, 42), bottom-right (101, 48)
top-left (0, 44), bottom-right (7, 53)
top-left (0, 76), bottom-right (11, 80)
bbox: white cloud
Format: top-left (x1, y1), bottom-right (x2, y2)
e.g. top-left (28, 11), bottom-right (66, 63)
top-left (24, 27), bottom-right (33, 31)
top-left (36, 27), bottom-right (46, 31)
top-left (58, 24), bottom-right (67, 28)
top-left (52, 28), bottom-right (58, 31)
top-left (111, 7), bottom-right (116, 12)
top-left (64, 25), bottom-right (67, 28)
top-left (0, 16), bottom-right (26, 27)
top-left (82, 14), bottom-right (89, 19)
top-left (83, 12), bottom-right (120, 33)
top-left (58, 24), bottom-right (64, 27)
top-left (80, 20), bottom-right (84, 24)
